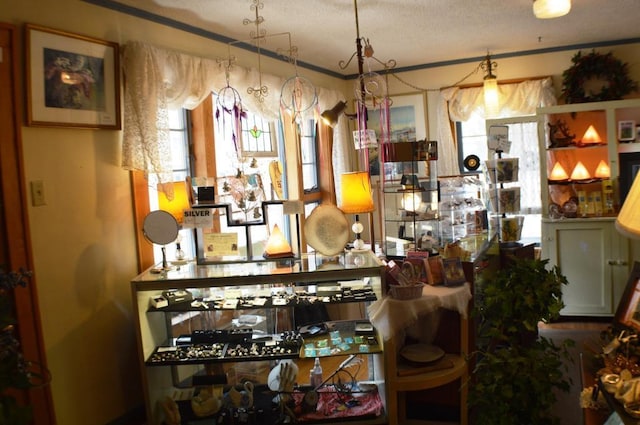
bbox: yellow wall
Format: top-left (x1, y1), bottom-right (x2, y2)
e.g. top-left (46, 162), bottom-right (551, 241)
top-left (1, 0), bottom-right (640, 423)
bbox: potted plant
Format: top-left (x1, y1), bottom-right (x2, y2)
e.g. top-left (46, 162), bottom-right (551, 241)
top-left (468, 257), bottom-right (575, 425)
top-left (0, 267), bottom-right (41, 425)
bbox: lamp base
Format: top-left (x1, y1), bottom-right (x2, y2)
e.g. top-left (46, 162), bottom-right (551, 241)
top-left (351, 237), bottom-right (366, 251)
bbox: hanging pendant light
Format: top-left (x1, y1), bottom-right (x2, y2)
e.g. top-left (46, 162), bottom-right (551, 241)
top-left (533, 0), bottom-right (571, 19)
top-left (481, 53), bottom-right (499, 118)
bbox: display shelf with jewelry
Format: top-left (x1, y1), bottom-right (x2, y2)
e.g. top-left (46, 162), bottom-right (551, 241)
top-left (131, 249), bottom-right (387, 425)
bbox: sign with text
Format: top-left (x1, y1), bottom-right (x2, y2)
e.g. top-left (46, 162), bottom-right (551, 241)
top-left (183, 209), bottom-right (214, 228)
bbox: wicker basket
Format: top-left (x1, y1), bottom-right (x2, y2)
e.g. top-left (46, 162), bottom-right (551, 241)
top-left (389, 283), bottom-right (425, 300)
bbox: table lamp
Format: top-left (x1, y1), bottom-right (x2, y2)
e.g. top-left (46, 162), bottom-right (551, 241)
top-left (263, 224), bottom-right (294, 258)
top-left (594, 160), bottom-right (611, 179)
top-left (158, 181), bottom-right (191, 225)
top-left (157, 180), bottom-right (192, 261)
top-left (549, 162), bottom-right (569, 181)
top-left (616, 172), bottom-right (640, 239)
top-left (581, 125), bottom-right (602, 144)
top-left (570, 161), bottom-right (591, 181)
top-left (338, 171), bottom-right (374, 250)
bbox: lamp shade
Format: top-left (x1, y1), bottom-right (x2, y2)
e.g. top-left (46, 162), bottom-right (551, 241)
top-left (320, 100), bottom-right (347, 127)
top-left (158, 181), bottom-right (191, 225)
top-left (533, 0), bottom-right (571, 19)
top-left (339, 171), bottom-right (374, 214)
top-left (483, 77), bottom-right (499, 118)
top-left (616, 172), bottom-right (640, 239)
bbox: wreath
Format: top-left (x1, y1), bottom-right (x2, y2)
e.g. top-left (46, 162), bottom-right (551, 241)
top-left (561, 50), bottom-right (637, 104)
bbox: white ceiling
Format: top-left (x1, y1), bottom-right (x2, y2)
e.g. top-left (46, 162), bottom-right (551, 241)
top-left (100, 0), bottom-right (640, 77)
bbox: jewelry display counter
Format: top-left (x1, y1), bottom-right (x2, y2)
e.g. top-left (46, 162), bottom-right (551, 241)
top-left (131, 250), bottom-right (387, 425)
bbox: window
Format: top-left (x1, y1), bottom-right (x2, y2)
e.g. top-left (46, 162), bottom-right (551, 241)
top-left (240, 113), bottom-right (278, 157)
top-left (134, 94), bottom-right (329, 267)
top-left (299, 118), bottom-right (319, 193)
top-left (457, 114), bottom-right (542, 244)
top-left (148, 108), bottom-right (195, 264)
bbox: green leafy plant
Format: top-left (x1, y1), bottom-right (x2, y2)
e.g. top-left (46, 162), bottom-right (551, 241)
top-left (0, 268), bottom-right (36, 425)
top-left (468, 258), bottom-right (575, 425)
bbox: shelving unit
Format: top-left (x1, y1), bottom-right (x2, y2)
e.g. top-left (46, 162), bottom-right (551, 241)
top-left (378, 285), bottom-right (470, 425)
top-left (538, 98), bottom-right (640, 316)
top-left (380, 140), bottom-right (439, 259)
top-left (370, 233), bottom-right (499, 425)
top-left (131, 250), bottom-right (387, 425)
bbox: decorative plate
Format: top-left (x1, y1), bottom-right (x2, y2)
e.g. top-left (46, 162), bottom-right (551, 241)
top-left (304, 204), bottom-right (350, 256)
top-left (400, 343), bottom-right (445, 364)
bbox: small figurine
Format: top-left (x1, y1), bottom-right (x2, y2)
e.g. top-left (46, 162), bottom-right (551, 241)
top-left (548, 119), bottom-right (576, 148)
top-left (419, 231), bottom-right (437, 253)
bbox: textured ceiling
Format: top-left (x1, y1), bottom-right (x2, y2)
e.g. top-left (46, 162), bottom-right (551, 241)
top-left (100, 0), bottom-right (640, 77)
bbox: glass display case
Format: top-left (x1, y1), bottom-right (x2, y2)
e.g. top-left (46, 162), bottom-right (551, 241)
top-left (380, 140), bottom-right (439, 259)
top-left (438, 174), bottom-right (487, 245)
top-left (131, 250), bottom-right (387, 425)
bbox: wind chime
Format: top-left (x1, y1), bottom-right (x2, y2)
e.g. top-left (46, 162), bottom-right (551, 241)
top-left (338, 0), bottom-right (396, 170)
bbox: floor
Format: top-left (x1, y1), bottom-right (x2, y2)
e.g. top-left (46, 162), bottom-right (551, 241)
top-left (539, 320), bottom-right (611, 425)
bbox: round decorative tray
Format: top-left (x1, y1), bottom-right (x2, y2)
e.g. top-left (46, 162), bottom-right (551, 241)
top-left (400, 343), bottom-right (445, 364)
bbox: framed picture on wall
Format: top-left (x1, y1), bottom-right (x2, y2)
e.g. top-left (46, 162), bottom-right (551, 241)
top-left (618, 120), bottom-right (636, 142)
top-left (366, 93), bottom-right (427, 175)
top-left (25, 24), bottom-right (121, 129)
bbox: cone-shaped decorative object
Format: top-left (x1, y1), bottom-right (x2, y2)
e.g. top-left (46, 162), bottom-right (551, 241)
top-left (581, 125), bottom-right (602, 144)
top-left (263, 224), bottom-right (294, 258)
top-left (570, 161), bottom-right (591, 180)
top-left (594, 160), bottom-right (611, 179)
top-left (549, 162), bottom-right (569, 181)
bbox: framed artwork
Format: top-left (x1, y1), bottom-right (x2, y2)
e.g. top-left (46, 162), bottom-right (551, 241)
top-left (618, 120), bottom-right (636, 142)
top-left (26, 24), bottom-right (121, 129)
top-left (366, 92), bottom-right (427, 175)
top-left (442, 257), bottom-right (466, 287)
top-left (613, 262), bottom-right (640, 333)
top-left (619, 152), bottom-right (640, 204)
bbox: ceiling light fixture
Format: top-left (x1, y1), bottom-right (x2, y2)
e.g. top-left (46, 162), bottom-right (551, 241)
top-left (533, 0), bottom-right (571, 19)
top-left (481, 53), bottom-right (499, 118)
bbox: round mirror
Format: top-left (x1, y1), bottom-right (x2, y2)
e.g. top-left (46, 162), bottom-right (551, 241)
top-left (143, 210), bottom-right (179, 245)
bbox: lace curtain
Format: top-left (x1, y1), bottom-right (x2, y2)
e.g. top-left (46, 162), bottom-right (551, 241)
top-left (121, 41), bottom-right (346, 187)
top-left (436, 77), bottom-right (557, 176)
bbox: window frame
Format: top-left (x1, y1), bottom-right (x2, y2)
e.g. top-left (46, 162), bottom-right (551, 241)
top-left (132, 95), bottom-right (334, 270)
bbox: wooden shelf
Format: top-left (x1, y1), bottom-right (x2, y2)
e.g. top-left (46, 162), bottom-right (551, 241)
top-left (393, 354), bottom-right (466, 390)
